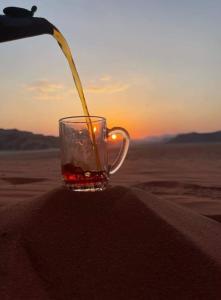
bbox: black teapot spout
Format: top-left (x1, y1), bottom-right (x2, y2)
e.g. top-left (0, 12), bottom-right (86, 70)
top-left (0, 6), bottom-right (55, 43)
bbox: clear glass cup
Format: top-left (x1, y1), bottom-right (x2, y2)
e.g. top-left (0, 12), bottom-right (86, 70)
top-left (59, 116), bottom-right (130, 191)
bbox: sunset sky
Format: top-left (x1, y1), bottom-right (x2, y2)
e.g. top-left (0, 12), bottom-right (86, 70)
top-left (0, 0), bottom-right (220, 139)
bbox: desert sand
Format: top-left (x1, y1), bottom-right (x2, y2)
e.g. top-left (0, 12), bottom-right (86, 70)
top-left (0, 143), bottom-right (221, 299)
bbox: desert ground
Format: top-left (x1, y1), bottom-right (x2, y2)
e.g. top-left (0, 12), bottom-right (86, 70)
top-left (0, 143), bottom-right (221, 299)
top-left (1, 143), bottom-right (221, 206)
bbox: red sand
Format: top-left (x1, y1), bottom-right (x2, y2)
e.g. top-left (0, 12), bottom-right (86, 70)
top-left (0, 144), bottom-right (221, 299)
top-left (0, 186), bottom-right (221, 299)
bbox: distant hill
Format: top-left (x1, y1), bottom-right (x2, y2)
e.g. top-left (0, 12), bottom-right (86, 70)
top-left (132, 134), bottom-right (175, 145)
top-left (169, 131), bottom-right (221, 144)
top-left (0, 129), bottom-right (59, 150)
top-left (142, 134), bottom-right (175, 144)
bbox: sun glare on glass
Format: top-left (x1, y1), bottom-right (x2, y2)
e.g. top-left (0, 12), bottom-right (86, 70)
top-left (111, 134), bottom-right (117, 140)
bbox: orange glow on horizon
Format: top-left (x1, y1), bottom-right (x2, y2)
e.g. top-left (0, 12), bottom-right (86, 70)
top-left (23, 114), bottom-right (177, 140)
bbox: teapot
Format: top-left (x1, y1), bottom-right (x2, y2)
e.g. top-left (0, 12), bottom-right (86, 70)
top-left (0, 6), bottom-right (55, 43)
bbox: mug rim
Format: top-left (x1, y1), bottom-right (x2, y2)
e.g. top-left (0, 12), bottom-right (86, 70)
top-left (59, 115), bottom-right (106, 124)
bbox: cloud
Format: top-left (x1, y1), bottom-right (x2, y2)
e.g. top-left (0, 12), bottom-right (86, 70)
top-left (86, 75), bottom-right (130, 94)
top-left (24, 76), bottom-right (130, 99)
top-left (87, 83), bottom-right (130, 94)
top-left (26, 80), bottom-right (64, 93)
top-left (25, 80), bottom-right (73, 100)
top-left (100, 75), bottom-right (112, 82)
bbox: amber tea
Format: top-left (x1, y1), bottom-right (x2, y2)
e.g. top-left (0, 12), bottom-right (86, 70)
top-left (53, 29), bottom-right (130, 191)
top-left (62, 163), bottom-right (108, 188)
top-left (53, 29), bottom-right (101, 170)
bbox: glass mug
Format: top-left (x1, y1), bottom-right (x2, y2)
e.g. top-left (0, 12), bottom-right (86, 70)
top-left (59, 116), bottom-right (130, 191)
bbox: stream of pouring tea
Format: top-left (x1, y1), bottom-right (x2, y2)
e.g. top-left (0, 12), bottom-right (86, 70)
top-left (53, 29), bottom-right (101, 170)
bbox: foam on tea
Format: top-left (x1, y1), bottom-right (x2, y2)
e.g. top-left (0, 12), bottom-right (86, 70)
top-left (53, 29), bottom-right (101, 170)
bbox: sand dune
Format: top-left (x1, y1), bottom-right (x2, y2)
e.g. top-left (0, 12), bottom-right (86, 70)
top-left (0, 144), bottom-right (221, 299)
top-left (0, 186), bottom-right (221, 299)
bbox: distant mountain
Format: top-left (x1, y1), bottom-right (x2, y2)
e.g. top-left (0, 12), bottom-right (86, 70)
top-left (133, 134), bottom-right (175, 144)
top-left (169, 131), bottom-right (221, 144)
top-left (143, 134), bottom-right (175, 143)
top-left (0, 129), bottom-right (59, 150)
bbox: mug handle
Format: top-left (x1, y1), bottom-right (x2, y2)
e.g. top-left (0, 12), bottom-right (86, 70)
top-left (107, 127), bottom-right (130, 175)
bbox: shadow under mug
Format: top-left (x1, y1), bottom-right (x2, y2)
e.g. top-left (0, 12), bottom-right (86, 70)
top-left (59, 116), bottom-right (130, 191)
